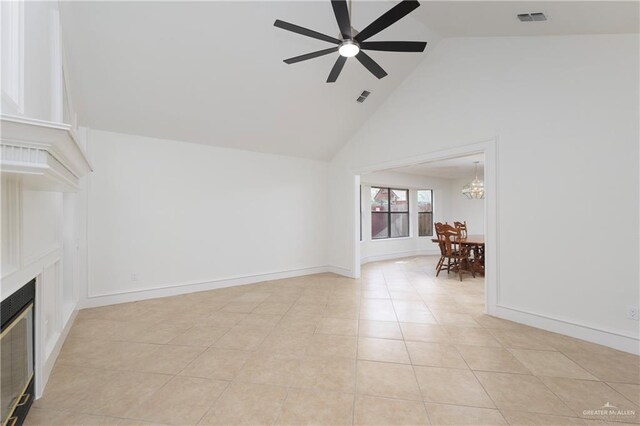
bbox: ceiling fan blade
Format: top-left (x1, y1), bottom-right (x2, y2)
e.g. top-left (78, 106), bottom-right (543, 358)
top-left (360, 41), bottom-right (427, 52)
top-left (355, 51), bottom-right (387, 79)
top-left (331, 0), bottom-right (352, 40)
top-left (327, 56), bottom-right (347, 83)
top-left (274, 19), bottom-right (341, 44)
top-left (354, 0), bottom-right (420, 42)
top-left (284, 47), bottom-right (339, 64)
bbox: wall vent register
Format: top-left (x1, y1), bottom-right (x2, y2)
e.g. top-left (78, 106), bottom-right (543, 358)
top-left (517, 12), bottom-right (547, 22)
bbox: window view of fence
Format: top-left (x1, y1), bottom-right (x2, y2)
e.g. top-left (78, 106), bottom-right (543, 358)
top-left (418, 189), bottom-right (433, 236)
top-left (371, 187), bottom-right (409, 239)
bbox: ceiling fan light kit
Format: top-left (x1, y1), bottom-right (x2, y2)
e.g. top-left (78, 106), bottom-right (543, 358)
top-left (274, 0), bottom-right (427, 83)
top-left (339, 40), bottom-right (360, 57)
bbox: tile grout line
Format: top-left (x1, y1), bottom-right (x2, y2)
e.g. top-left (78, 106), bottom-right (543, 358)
top-left (269, 289), bottom-right (314, 426)
top-left (193, 380), bottom-right (232, 425)
top-left (391, 270), bottom-right (432, 424)
top-left (455, 341), bottom-right (511, 423)
top-left (351, 297), bottom-right (362, 426)
top-left (406, 272), bottom-right (435, 425)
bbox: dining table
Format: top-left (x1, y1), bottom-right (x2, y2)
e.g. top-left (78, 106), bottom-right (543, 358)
top-left (432, 234), bottom-right (485, 275)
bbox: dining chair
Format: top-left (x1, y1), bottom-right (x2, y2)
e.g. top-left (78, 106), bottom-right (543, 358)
top-left (434, 222), bottom-right (449, 275)
top-left (435, 223), bottom-right (474, 281)
top-left (435, 222), bottom-right (460, 277)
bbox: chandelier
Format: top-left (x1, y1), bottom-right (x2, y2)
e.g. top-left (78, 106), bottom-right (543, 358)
top-left (462, 161), bottom-right (485, 199)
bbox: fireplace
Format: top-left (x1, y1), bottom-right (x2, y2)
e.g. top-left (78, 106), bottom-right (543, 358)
top-left (1, 279), bottom-right (35, 426)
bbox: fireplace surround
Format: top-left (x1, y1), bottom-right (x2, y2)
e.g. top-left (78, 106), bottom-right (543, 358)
top-left (1, 278), bottom-right (35, 426)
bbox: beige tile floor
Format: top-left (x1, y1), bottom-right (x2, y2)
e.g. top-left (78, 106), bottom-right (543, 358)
top-left (27, 256), bottom-right (639, 425)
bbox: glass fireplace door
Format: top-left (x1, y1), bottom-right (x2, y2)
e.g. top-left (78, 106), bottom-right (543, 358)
top-left (1, 303), bottom-right (34, 426)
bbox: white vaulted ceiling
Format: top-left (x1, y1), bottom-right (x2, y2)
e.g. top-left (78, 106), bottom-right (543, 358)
top-left (414, 1), bottom-right (639, 38)
top-left (60, 1), bottom-right (438, 160)
top-left (60, 1), bottom-right (638, 161)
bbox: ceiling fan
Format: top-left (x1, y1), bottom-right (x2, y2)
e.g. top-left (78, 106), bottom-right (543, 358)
top-left (274, 0), bottom-right (427, 83)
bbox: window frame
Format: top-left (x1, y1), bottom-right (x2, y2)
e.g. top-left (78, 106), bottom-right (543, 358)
top-left (359, 185), bottom-right (362, 242)
top-left (417, 189), bottom-right (434, 237)
top-left (370, 187), bottom-right (410, 240)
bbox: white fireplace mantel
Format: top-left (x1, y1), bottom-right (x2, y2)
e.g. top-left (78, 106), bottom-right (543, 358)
top-left (1, 114), bottom-right (92, 191)
top-left (1, 114), bottom-right (91, 398)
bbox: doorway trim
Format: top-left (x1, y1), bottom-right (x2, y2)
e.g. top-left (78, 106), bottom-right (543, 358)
top-left (351, 138), bottom-right (498, 316)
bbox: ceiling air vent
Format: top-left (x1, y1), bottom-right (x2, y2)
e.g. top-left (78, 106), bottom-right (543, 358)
top-left (518, 12), bottom-right (547, 22)
top-left (357, 90), bottom-right (371, 103)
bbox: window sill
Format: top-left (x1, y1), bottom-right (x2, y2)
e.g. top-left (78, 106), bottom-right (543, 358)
top-left (370, 236), bottom-right (413, 242)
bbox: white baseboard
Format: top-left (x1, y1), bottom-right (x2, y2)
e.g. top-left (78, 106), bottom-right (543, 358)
top-left (327, 265), bottom-right (355, 278)
top-left (493, 304), bottom-right (640, 355)
top-left (81, 266), bottom-right (333, 309)
top-left (360, 249), bottom-right (439, 265)
top-left (79, 260), bottom-right (639, 357)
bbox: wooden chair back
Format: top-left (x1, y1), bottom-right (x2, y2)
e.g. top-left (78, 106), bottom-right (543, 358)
top-left (436, 223), bottom-right (462, 256)
top-left (434, 223), bottom-right (446, 256)
top-left (454, 221), bottom-right (468, 238)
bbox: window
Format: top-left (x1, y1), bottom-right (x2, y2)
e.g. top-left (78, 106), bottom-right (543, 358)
top-left (418, 190), bottom-right (433, 236)
top-left (371, 187), bottom-right (409, 239)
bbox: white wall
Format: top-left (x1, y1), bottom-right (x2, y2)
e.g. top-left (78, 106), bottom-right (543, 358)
top-left (1, 0), bottom-right (63, 121)
top-left (84, 129), bottom-right (329, 306)
top-left (22, 191), bottom-right (62, 264)
top-left (359, 171), bottom-right (450, 263)
top-left (328, 34), bottom-right (639, 352)
top-left (447, 177), bottom-right (485, 235)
